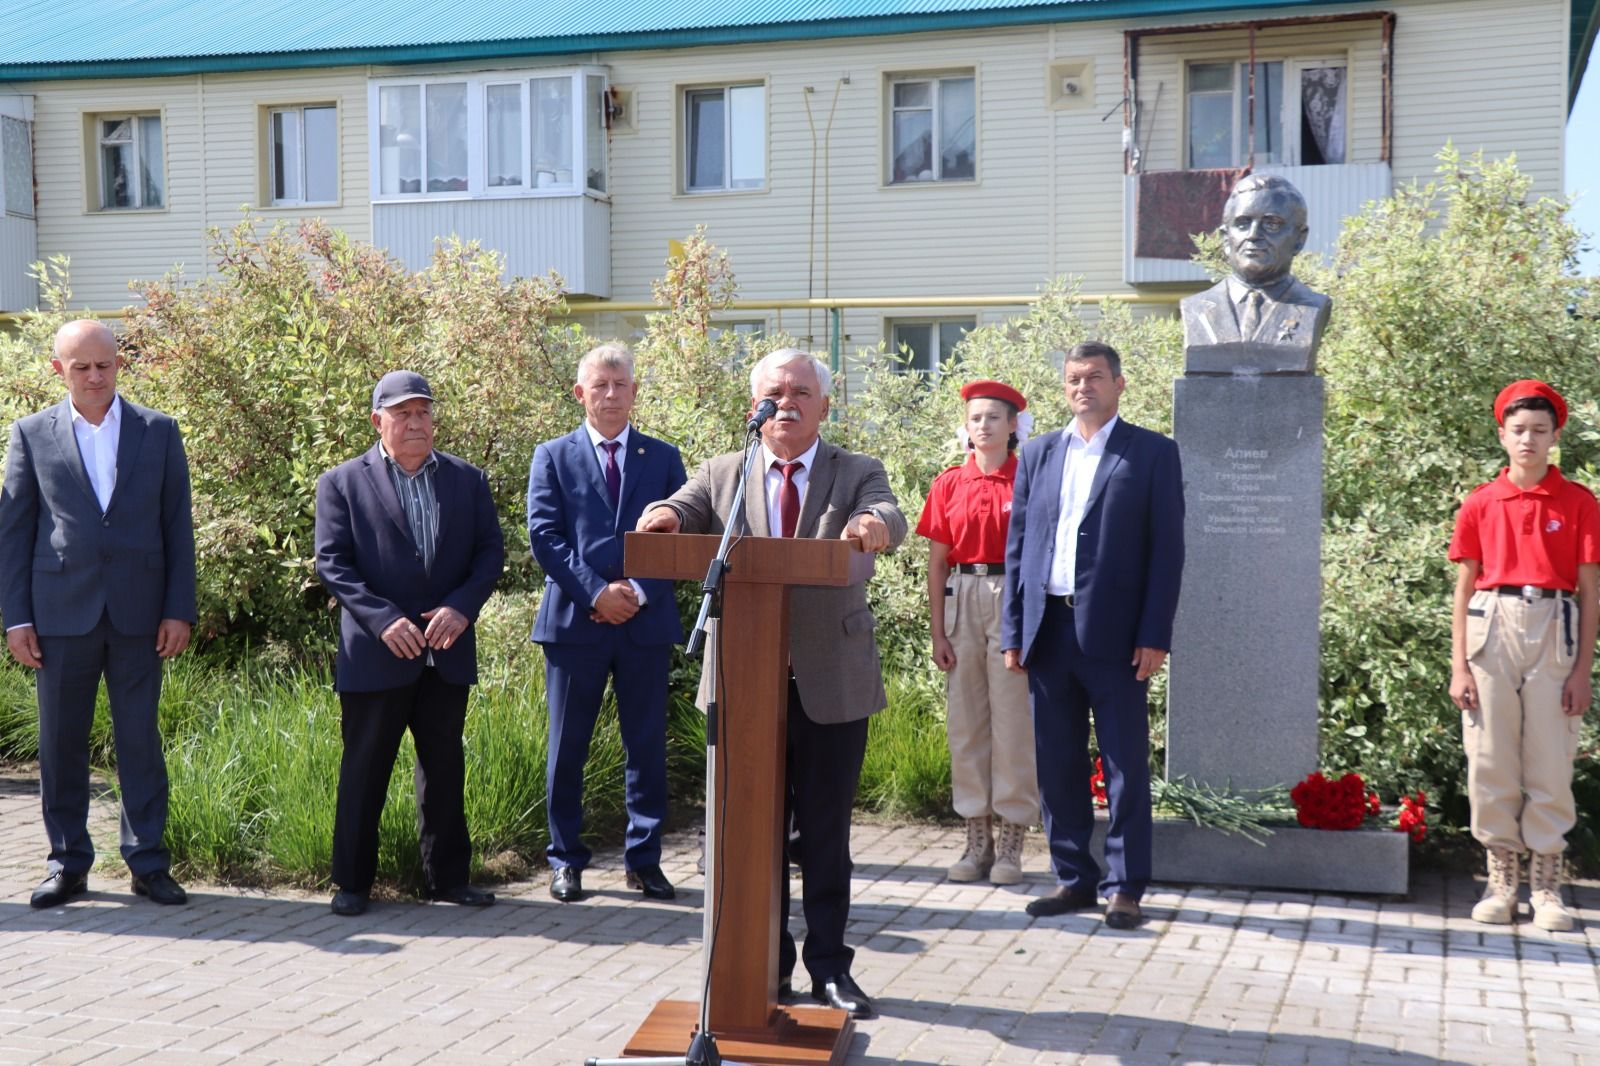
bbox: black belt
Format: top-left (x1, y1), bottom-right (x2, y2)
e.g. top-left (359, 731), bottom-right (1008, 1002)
top-left (1494, 585), bottom-right (1568, 599)
top-left (1047, 593), bottom-right (1076, 609)
top-left (954, 562), bottom-right (1005, 576)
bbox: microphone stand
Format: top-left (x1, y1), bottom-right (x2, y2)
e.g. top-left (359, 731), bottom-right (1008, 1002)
top-left (587, 428), bottom-right (765, 1066)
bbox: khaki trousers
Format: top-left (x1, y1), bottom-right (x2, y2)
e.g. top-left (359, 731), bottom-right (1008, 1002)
top-left (945, 572), bottom-right (1039, 825)
top-left (1462, 589), bottom-right (1583, 854)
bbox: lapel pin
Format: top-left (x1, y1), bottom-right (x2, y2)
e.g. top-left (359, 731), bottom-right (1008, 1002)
top-left (637, 447), bottom-right (644, 455)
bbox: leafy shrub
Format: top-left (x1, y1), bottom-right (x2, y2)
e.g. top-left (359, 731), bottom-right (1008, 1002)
top-left (121, 218), bottom-right (583, 650)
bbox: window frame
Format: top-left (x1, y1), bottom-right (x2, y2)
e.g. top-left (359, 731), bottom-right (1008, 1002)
top-left (886, 316), bottom-right (976, 376)
top-left (1183, 54), bottom-right (1348, 169)
top-left (679, 80), bottom-right (769, 195)
top-left (265, 103), bottom-right (340, 208)
top-left (883, 69), bottom-right (979, 187)
top-left (90, 111), bottom-right (165, 212)
top-left (367, 67), bottom-right (607, 203)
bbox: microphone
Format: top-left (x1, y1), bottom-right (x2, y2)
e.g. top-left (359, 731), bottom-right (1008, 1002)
top-left (746, 398), bottom-right (779, 432)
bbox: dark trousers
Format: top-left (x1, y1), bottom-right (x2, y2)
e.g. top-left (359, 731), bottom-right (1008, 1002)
top-left (35, 614), bottom-right (170, 877)
top-left (778, 678), bottom-right (869, 984)
top-left (541, 636), bottom-right (670, 871)
top-left (1028, 596), bottom-right (1153, 900)
top-left (332, 668), bottom-right (471, 894)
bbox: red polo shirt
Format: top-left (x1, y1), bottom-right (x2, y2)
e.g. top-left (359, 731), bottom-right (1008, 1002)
top-left (1448, 466), bottom-right (1600, 590)
top-left (916, 453), bottom-right (1017, 565)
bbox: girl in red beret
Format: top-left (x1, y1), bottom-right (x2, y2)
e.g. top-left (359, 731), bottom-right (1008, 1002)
top-left (1448, 380), bottom-right (1598, 930)
top-left (916, 380), bottom-right (1039, 884)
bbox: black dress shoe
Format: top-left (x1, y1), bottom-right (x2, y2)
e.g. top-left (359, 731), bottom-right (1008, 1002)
top-left (430, 883), bottom-right (495, 907)
top-left (778, 975), bottom-right (795, 998)
top-left (331, 889), bottom-right (369, 916)
top-left (1025, 885), bottom-right (1098, 917)
top-left (811, 973), bottom-right (875, 1020)
top-left (550, 866), bottom-right (583, 902)
top-left (30, 870), bottom-right (88, 909)
top-left (1103, 892), bottom-right (1143, 930)
top-left (625, 865), bottom-right (675, 900)
top-left (131, 870), bottom-right (188, 906)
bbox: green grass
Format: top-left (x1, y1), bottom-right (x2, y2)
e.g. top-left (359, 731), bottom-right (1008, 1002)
top-left (0, 597), bottom-right (952, 889)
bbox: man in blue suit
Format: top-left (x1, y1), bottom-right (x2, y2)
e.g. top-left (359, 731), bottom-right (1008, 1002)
top-left (1, 319), bottom-right (196, 909)
top-left (315, 370), bottom-right (504, 917)
top-left (1003, 341), bottom-right (1184, 930)
top-left (527, 343), bottom-right (687, 903)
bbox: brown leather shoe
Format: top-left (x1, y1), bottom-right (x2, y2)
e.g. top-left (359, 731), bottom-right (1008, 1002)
top-left (1104, 892), bottom-right (1142, 930)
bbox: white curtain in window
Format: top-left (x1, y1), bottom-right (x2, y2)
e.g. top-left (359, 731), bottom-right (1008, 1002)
top-left (1300, 66), bottom-right (1346, 165)
top-left (379, 86), bottom-right (422, 195)
top-left (303, 106), bottom-right (338, 202)
top-left (486, 85), bottom-right (522, 187)
top-left (425, 83), bottom-right (468, 192)
top-left (138, 116), bottom-right (162, 205)
top-left (3, 116), bottom-right (33, 217)
top-left (531, 77), bottom-right (573, 187)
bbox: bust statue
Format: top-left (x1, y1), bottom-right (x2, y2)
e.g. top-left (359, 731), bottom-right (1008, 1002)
top-left (1180, 174), bottom-right (1331, 375)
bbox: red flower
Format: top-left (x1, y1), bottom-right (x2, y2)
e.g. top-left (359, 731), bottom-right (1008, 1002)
top-left (1396, 791), bottom-right (1427, 843)
top-left (1290, 771), bottom-right (1379, 831)
top-left (1089, 757), bottom-right (1108, 809)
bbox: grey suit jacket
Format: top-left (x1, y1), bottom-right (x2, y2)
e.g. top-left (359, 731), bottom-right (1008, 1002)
top-left (1181, 276), bottom-right (1331, 374)
top-left (650, 438), bottom-right (907, 724)
top-left (0, 397), bottom-right (196, 637)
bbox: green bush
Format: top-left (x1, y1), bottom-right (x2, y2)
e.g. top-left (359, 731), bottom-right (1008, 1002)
top-left (120, 217), bottom-right (584, 651)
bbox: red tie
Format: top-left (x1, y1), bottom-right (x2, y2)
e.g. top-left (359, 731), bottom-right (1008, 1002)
top-left (601, 440), bottom-right (622, 508)
top-left (777, 460), bottom-right (803, 537)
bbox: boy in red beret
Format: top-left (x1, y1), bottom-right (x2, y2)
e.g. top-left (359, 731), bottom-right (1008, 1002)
top-left (917, 380), bottom-right (1039, 884)
top-left (1448, 380), bottom-right (1598, 930)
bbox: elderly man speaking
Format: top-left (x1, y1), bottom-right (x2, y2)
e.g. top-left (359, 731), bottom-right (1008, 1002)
top-left (314, 371), bottom-right (504, 917)
top-left (637, 348), bottom-right (905, 1020)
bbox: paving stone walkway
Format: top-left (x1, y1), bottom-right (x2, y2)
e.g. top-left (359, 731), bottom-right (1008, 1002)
top-left (0, 767), bottom-right (1596, 1065)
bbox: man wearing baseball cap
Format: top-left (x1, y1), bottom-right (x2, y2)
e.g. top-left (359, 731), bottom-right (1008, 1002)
top-left (314, 370), bottom-right (505, 916)
top-left (1448, 380), bottom-right (1598, 931)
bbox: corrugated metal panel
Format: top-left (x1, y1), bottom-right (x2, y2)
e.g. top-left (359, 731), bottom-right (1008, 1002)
top-left (0, 215), bottom-right (37, 311)
top-left (372, 195), bottom-right (610, 296)
top-left (0, 0), bottom-right (1338, 76)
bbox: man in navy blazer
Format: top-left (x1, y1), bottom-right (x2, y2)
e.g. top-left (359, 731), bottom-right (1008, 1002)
top-left (1, 320), bottom-right (196, 909)
top-left (315, 370), bottom-right (504, 917)
top-left (1003, 341), bottom-right (1184, 930)
top-left (527, 343), bottom-right (687, 903)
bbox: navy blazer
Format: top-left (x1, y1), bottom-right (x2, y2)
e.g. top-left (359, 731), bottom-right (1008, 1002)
top-left (0, 397), bottom-right (196, 637)
top-left (315, 444), bottom-right (504, 692)
top-left (526, 424), bottom-right (686, 647)
top-left (1003, 418), bottom-right (1185, 664)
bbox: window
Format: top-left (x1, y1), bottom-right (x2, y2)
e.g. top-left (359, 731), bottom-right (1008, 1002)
top-left (371, 68), bottom-right (605, 200)
top-left (1187, 59), bottom-right (1346, 168)
top-left (890, 318), bottom-right (974, 374)
top-left (269, 105), bottom-right (338, 205)
top-left (709, 319), bottom-right (766, 352)
top-left (888, 73), bottom-right (975, 184)
top-left (683, 84), bottom-right (765, 192)
top-left (2, 115), bottom-right (32, 217)
top-left (96, 114), bottom-right (163, 210)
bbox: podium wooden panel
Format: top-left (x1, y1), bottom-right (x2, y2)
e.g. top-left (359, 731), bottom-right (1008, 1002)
top-left (614, 532), bottom-right (872, 1065)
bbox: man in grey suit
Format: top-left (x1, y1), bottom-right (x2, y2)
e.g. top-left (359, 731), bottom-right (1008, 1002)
top-left (1, 319), bottom-right (196, 909)
top-left (1180, 173), bottom-right (1331, 375)
top-left (638, 348), bottom-right (905, 1019)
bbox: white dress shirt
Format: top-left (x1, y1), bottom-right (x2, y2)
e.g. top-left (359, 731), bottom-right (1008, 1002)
top-left (583, 421), bottom-right (646, 606)
top-left (1048, 415), bottom-right (1118, 596)
top-left (762, 438), bottom-right (820, 537)
top-left (70, 394), bottom-right (122, 513)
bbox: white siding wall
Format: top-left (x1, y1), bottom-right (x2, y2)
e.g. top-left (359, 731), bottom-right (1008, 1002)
top-left (5, 69), bottom-right (369, 311)
top-left (1, 0), bottom-right (1570, 344)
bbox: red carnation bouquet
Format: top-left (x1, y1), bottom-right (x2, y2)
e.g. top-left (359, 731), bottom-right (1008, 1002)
top-left (1289, 771), bottom-right (1379, 830)
top-left (1089, 757), bottom-right (1108, 808)
top-left (1396, 790), bottom-right (1427, 842)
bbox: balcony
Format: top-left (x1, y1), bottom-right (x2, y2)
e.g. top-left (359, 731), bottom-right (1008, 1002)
top-left (0, 95), bottom-right (36, 313)
top-left (1123, 163), bottom-right (1392, 285)
top-left (373, 194), bottom-right (610, 297)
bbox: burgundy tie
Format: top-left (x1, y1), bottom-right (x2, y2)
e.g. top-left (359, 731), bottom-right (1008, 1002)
top-left (777, 460), bottom-right (803, 537)
top-left (602, 441), bottom-right (622, 507)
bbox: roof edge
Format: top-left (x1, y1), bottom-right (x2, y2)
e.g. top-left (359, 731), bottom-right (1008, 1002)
top-left (0, 0), bottom-right (1337, 82)
top-left (1573, 0), bottom-right (1598, 111)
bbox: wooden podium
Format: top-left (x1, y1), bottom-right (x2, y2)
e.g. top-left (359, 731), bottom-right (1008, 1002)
top-left (615, 531), bottom-right (875, 1065)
